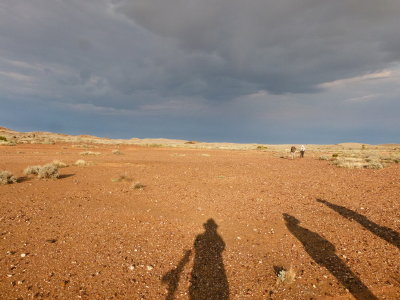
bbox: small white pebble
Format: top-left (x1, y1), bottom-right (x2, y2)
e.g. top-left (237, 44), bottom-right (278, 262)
top-left (146, 265), bottom-right (153, 271)
top-left (237, 237), bottom-right (241, 240)
top-left (128, 265), bottom-right (135, 271)
top-left (20, 253), bottom-right (26, 258)
top-left (313, 284), bottom-right (316, 288)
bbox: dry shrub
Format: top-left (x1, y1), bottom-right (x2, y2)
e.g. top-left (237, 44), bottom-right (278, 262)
top-left (52, 160), bottom-right (68, 168)
top-left (331, 157), bottom-right (384, 169)
top-left (276, 266), bottom-right (296, 284)
top-left (132, 182), bottom-right (145, 190)
top-left (24, 165), bottom-right (41, 176)
top-left (74, 159), bottom-right (87, 166)
top-left (80, 151), bottom-right (100, 156)
top-left (24, 163), bottom-right (59, 179)
top-left (112, 149), bottom-right (122, 155)
top-left (0, 170), bottom-right (17, 185)
top-left (38, 164), bottom-right (59, 179)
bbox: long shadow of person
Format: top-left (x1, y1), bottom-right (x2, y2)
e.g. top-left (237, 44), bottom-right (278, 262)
top-left (317, 199), bottom-right (400, 248)
top-left (189, 219), bottom-right (229, 300)
top-left (162, 250), bottom-right (192, 300)
top-left (283, 213), bottom-right (377, 300)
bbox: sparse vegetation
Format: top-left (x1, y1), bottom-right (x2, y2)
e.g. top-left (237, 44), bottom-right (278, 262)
top-left (256, 145), bottom-right (268, 150)
top-left (38, 163), bottom-right (59, 179)
top-left (330, 157), bottom-right (384, 169)
top-left (24, 163), bottom-right (59, 179)
top-left (52, 160), bottom-right (68, 168)
top-left (112, 149), bottom-right (122, 155)
top-left (132, 182), bottom-right (145, 189)
top-left (319, 155), bottom-right (330, 161)
top-left (24, 165), bottom-right (42, 176)
top-left (0, 136), bottom-right (7, 141)
top-left (0, 170), bottom-right (17, 185)
top-left (111, 175), bottom-right (132, 182)
top-left (145, 144), bottom-right (162, 148)
top-left (80, 151), bottom-right (101, 156)
top-left (276, 266), bottom-right (296, 284)
top-left (74, 159), bottom-right (87, 166)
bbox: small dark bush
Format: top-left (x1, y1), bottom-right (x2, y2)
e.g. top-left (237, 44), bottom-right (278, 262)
top-left (0, 136), bottom-right (7, 141)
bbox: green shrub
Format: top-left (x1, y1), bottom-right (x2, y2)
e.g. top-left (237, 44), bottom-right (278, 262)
top-left (0, 136), bottom-right (7, 141)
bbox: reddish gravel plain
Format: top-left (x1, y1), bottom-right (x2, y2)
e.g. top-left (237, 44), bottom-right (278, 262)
top-left (0, 143), bottom-right (399, 299)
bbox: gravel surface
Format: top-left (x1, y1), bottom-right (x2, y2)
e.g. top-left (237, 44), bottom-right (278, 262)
top-left (1, 144), bottom-right (399, 299)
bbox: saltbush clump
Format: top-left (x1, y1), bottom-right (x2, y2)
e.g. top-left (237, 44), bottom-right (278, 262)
top-left (74, 159), bottom-right (87, 166)
top-left (0, 170), bottom-right (17, 185)
top-left (38, 163), bottom-right (59, 179)
top-left (24, 165), bottom-right (41, 176)
top-left (80, 151), bottom-right (100, 156)
top-left (24, 163), bottom-right (59, 179)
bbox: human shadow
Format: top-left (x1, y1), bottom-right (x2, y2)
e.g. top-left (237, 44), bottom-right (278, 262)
top-left (317, 199), bottom-right (400, 248)
top-left (283, 213), bottom-right (377, 300)
top-left (189, 219), bottom-right (229, 300)
top-left (162, 250), bottom-right (192, 300)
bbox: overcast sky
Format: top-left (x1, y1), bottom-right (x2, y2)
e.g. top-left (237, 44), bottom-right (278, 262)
top-left (0, 0), bottom-right (399, 144)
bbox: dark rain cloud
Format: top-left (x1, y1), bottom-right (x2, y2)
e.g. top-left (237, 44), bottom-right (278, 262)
top-left (0, 1), bottom-right (399, 143)
top-left (116, 0), bottom-right (400, 96)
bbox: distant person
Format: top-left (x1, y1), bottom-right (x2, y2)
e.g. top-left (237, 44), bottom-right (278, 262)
top-left (290, 146), bottom-right (296, 159)
top-left (300, 145), bottom-right (305, 158)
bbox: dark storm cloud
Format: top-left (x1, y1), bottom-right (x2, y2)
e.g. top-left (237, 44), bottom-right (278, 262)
top-left (0, 1), bottom-right (399, 143)
top-left (116, 0), bottom-right (400, 95)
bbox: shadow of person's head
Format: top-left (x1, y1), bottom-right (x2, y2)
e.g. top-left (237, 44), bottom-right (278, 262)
top-left (203, 218), bottom-right (218, 231)
top-left (283, 213), bottom-right (300, 226)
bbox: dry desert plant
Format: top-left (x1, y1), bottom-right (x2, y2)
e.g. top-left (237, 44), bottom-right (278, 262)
top-left (0, 170), bottom-right (17, 185)
top-left (38, 163), bottom-right (60, 179)
top-left (24, 165), bottom-right (41, 176)
top-left (74, 159), bottom-right (87, 166)
top-left (330, 157), bottom-right (384, 169)
top-left (52, 160), bottom-right (68, 168)
top-left (24, 163), bottom-right (59, 179)
top-left (132, 182), bottom-right (145, 190)
top-left (112, 149), bottom-right (122, 155)
top-left (276, 266), bottom-right (296, 284)
top-left (80, 151), bottom-right (101, 156)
